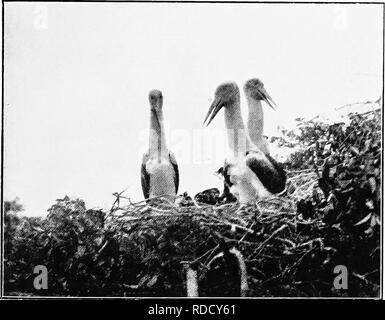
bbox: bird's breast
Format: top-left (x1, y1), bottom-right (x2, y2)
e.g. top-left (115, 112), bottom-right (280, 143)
top-left (226, 156), bottom-right (255, 185)
top-left (226, 155), bottom-right (273, 201)
top-left (146, 157), bottom-right (173, 173)
top-left (145, 158), bottom-right (176, 197)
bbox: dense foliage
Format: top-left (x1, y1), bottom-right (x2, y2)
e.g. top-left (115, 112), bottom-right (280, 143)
top-left (3, 107), bottom-right (381, 297)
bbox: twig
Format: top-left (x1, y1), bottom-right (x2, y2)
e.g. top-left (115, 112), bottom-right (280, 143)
top-left (253, 224), bottom-right (288, 255)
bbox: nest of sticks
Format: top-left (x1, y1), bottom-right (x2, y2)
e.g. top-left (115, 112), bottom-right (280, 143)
top-left (105, 170), bottom-right (334, 297)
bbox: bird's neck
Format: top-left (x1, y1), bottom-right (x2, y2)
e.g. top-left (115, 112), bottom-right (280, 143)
top-left (246, 96), bottom-right (264, 147)
top-left (149, 110), bottom-right (168, 158)
top-left (224, 102), bottom-right (253, 157)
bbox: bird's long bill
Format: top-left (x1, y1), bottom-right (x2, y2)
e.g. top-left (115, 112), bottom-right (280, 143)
top-left (259, 88), bottom-right (278, 110)
top-left (204, 97), bottom-right (223, 126)
top-left (152, 108), bottom-right (161, 130)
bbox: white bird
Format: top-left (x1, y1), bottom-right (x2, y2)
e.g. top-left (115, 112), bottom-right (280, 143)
top-left (244, 78), bottom-right (277, 155)
top-left (141, 90), bottom-right (179, 200)
top-left (204, 82), bottom-right (286, 204)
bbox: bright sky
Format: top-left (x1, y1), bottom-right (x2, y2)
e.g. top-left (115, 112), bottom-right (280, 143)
top-left (4, 2), bottom-right (383, 216)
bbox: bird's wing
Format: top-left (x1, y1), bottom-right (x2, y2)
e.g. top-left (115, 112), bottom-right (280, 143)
top-left (223, 159), bottom-right (238, 201)
top-left (246, 151), bottom-right (286, 194)
top-left (169, 151), bottom-right (179, 194)
top-left (223, 159), bottom-right (233, 188)
top-left (216, 160), bottom-right (238, 202)
top-left (141, 151), bottom-right (150, 199)
top-left (216, 159), bottom-right (233, 188)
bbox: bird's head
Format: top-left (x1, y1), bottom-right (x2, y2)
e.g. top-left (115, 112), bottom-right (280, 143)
top-left (244, 78), bottom-right (277, 110)
top-left (204, 82), bottom-right (240, 126)
top-left (149, 89), bottom-right (163, 112)
top-left (149, 89), bottom-right (163, 128)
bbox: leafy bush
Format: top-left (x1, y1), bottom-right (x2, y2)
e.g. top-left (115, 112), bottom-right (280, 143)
top-left (3, 107), bottom-right (381, 297)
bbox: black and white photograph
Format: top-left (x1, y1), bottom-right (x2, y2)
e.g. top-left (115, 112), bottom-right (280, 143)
top-left (1, 0), bottom-right (383, 301)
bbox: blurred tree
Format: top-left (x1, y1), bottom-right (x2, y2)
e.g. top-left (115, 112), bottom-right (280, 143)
top-left (4, 197), bottom-right (24, 214)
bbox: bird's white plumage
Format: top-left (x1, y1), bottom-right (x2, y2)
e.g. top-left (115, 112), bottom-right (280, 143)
top-left (145, 157), bottom-right (177, 197)
top-left (226, 154), bottom-right (272, 203)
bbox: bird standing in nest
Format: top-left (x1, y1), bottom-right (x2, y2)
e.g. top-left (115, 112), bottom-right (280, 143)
top-left (141, 90), bottom-right (179, 201)
top-left (204, 82), bottom-right (286, 204)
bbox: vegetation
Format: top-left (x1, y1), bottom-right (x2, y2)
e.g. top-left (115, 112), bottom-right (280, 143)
top-left (4, 104), bottom-right (381, 297)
